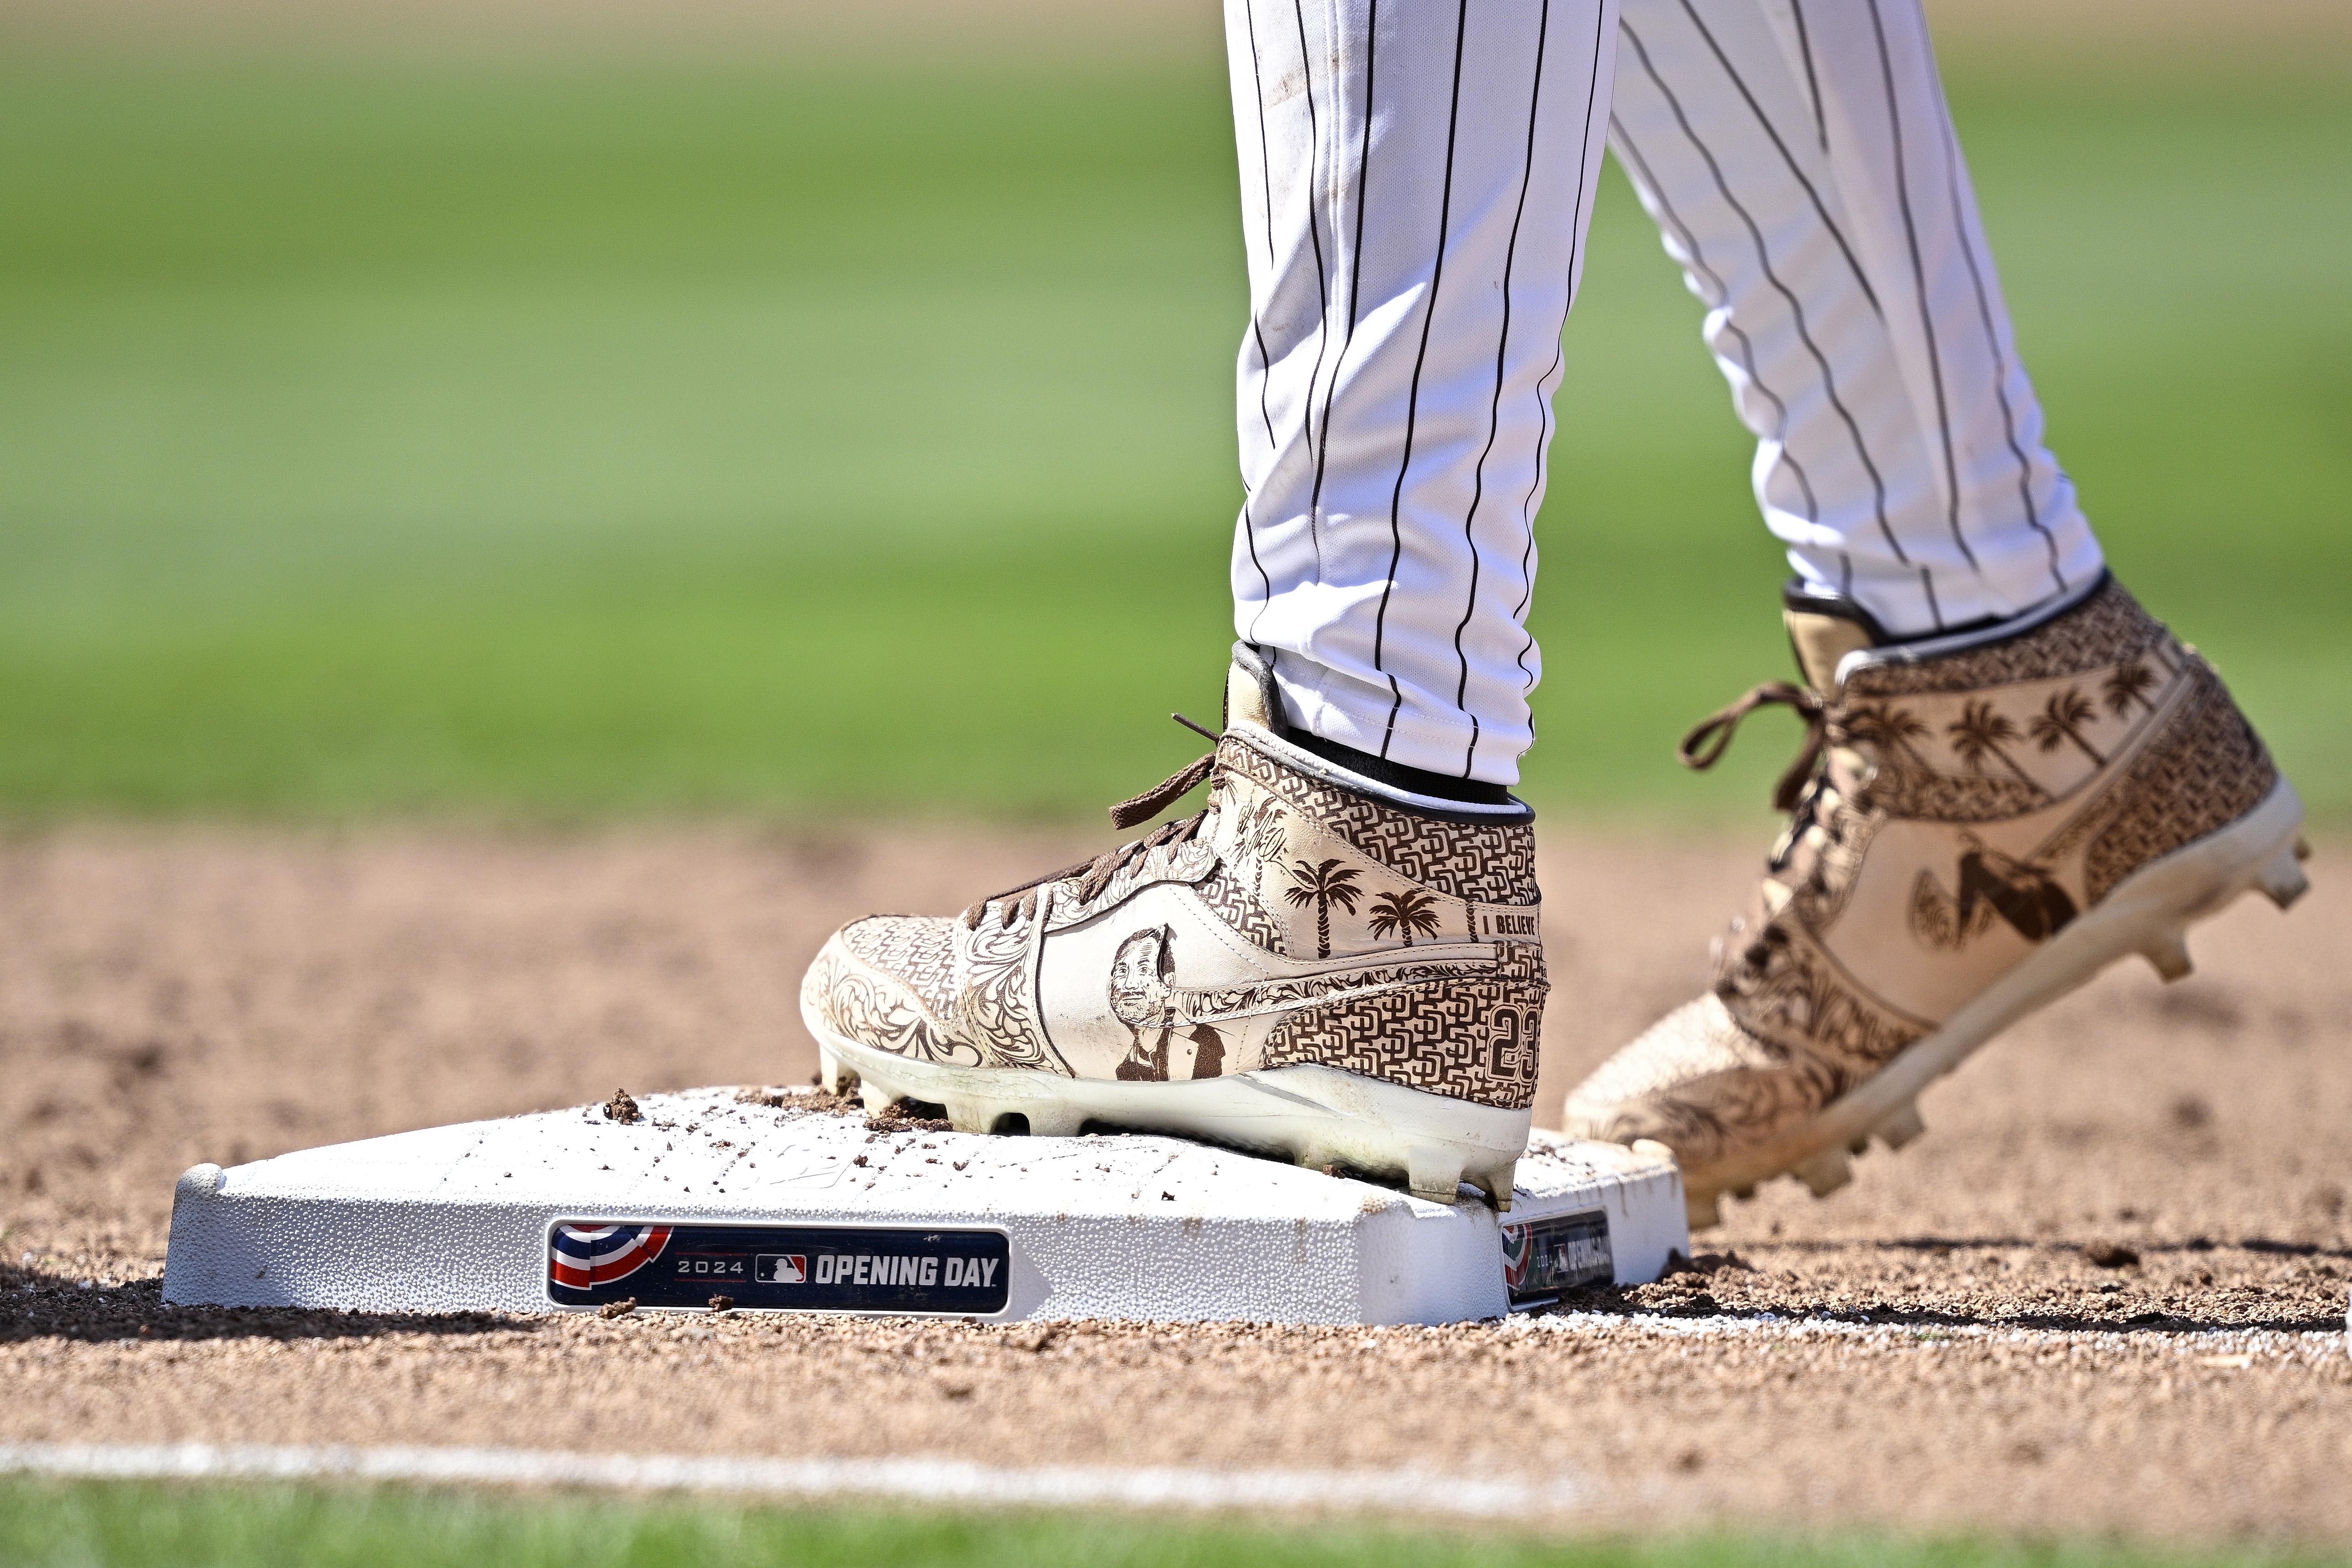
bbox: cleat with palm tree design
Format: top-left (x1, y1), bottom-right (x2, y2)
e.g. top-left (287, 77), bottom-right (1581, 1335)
top-left (1564, 575), bottom-right (2306, 1225)
top-left (800, 647), bottom-right (1547, 1208)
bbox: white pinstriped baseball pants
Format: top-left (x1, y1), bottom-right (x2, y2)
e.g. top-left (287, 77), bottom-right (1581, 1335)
top-left (1225, 0), bottom-right (2105, 784)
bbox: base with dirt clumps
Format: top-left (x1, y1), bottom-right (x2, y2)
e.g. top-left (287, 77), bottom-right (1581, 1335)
top-left (158, 1087), bottom-right (1684, 1324)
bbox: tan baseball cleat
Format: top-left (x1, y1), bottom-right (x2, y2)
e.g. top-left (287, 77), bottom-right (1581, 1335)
top-left (800, 646), bottom-right (1547, 1208)
top-left (1562, 574), bottom-right (2307, 1227)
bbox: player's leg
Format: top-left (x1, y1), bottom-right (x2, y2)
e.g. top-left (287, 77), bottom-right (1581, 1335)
top-left (1231, 0), bottom-right (1617, 787)
top-left (1605, 0), bottom-right (2100, 631)
top-left (1563, 0), bottom-right (2306, 1224)
top-left (801, 0), bottom-right (1621, 1205)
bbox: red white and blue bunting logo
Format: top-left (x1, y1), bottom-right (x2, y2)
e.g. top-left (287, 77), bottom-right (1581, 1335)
top-left (549, 1223), bottom-right (673, 1289)
top-left (1500, 1224), bottom-right (1536, 1292)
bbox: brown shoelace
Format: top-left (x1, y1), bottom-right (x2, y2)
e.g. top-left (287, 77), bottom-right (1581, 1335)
top-left (1681, 680), bottom-right (1877, 976)
top-left (960, 716), bottom-right (1224, 931)
top-left (1678, 680), bottom-right (1845, 813)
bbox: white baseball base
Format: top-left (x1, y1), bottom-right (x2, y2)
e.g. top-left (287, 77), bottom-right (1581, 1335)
top-left (161, 1088), bottom-right (1686, 1325)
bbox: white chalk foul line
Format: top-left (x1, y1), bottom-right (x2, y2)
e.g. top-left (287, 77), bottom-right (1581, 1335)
top-left (1510, 1310), bottom-right (2348, 1359)
top-left (0, 1442), bottom-right (1582, 1520)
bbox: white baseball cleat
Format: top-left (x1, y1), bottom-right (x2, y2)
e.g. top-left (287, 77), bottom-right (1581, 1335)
top-left (800, 646), bottom-right (1548, 1208)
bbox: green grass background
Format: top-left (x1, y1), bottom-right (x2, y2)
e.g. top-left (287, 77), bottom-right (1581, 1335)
top-left (0, 1479), bottom-right (2341, 1568)
top-left (0, 39), bottom-right (2344, 824)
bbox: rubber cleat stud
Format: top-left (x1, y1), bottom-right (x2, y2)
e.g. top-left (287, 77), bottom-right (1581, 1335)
top-left (1874, 1100), bottom-right (1927, 1150)
top-left (858, 1080), bottom-right (897, 1114)
top-left (1023, 1106), bottom-right (1085, 1138)
top-left (942, 1102), bottom-right (994, 1135)
top-left (1406, 1147), bottom-right (1466, 1205)
top-left (1686, 1189), bottom-right (1722, 1231)
top-left (1468, 1161), bottom-right (1518, 1214)
top-left (2142, 932), bottom-right (2193, 982)
top-left (819, 1052), bottom-right (858, 1097)
top-left (1793, 1144), bottom-right (1852, 1198)
top-left (2259, 849), bottom-right (2310, 911)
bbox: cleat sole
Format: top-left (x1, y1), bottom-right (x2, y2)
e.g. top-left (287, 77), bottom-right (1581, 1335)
top-left (800, 1020), bottom-right (1531, 1213)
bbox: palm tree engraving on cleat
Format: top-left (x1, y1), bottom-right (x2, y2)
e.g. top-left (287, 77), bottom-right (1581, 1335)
top-left (1563, 575), bottom-right (2306, 1224)
top-left (801, 645), bottom-right (1547, 1209)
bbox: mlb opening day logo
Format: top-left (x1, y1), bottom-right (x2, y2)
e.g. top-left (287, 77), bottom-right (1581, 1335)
top-left (547, 1221), bottom-right (1011, 1314)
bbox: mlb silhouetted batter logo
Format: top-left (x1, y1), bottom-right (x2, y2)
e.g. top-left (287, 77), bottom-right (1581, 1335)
top-left (1911, 834), bottom-right (2078, 950)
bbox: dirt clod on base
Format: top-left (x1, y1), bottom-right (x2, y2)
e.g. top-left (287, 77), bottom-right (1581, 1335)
top-left (603, 1088), bottom-right (642, 1124)
top-left (864, 1099), bottom-right (953, 1134)
top-left (2084, 1240), bottom-right (2142, 1268)
top-left (595, 1298), bottom-right (635, 1319)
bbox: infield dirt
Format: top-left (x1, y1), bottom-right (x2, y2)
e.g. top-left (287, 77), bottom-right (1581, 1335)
top-left (5, 825), bottom-right (2347, 1541)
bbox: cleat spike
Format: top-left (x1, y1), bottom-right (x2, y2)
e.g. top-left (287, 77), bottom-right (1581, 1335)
top-left (942, 1101), bottom-right (992, 1135)
top-left (819, 1051), bottom-right (858, 1096)
top-left (2142, 932), bottom-right (2193, 982)
top-left (1024, 1107), bottom-right (1085, 1138)
top-left (1406, 1147), bottom-right (1467, 1205)
top-left (1793, 1144), bottom-right (1851, 1197)
top-left (1875, 1100), bottom-right (1927, 1150)
top-left (1468, 1161), bottom-right (1518, 1213)
top-left (2259, 851), bottom-right (2310, 910)
top-left (1686, 1189), bottom-right (1722, 1231)
top-left (858, 1080), bottom-right (895, 1114)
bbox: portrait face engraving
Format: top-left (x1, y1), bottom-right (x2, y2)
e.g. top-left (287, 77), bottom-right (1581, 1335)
top-left (1108, 927), bottom-right (1170, 1029)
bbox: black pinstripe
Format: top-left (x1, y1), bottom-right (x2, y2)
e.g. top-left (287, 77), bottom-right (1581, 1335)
top-left (1449, 0), bottom-right (1554, 777)
top-left (1372, 0), bottom-right (1471, 759)
top-left (1789, 0), bottom-right (1826, 154)
top-left (1620, 20), bottom-right (1913, 584)
top-left (1513, 1), bottom-right (1608, 706)
top-left (1305, 0), bottom-right (1380, 578)
top-left (1936, 108), bottom-right (2067, 595)
top-left (1610, 123), bottom-right (1821, 528)
top-left (1514, 335), bottom-right (1564, 699)
top-left (1239, 0), bottom-right (1280, 636)
top-left (1866, 0), bottom-right (1977, 576)
top-left (1289, 0), bottom-right (1334, 572)
top-left (1676, 0), bottom-right (1880, 321)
